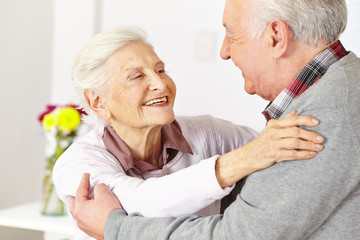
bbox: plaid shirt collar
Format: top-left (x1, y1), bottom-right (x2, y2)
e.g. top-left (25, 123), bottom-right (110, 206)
top-left (262, 40), bottom-right (349, 121)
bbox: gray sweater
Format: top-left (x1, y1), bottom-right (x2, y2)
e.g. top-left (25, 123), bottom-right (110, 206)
top-left (105, 52), bottom-right (360, 240)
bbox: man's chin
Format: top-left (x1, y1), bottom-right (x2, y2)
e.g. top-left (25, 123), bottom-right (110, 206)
top-left (244, 85), bottom-right (256, 96)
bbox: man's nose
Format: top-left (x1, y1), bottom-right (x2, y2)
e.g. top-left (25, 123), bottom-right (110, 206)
top-left (220, 36), bottom-right (231, 60)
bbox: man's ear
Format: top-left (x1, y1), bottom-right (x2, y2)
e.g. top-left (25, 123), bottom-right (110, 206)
top-left (265, 20), bottom-right (290, 59)
top-left (83, 90), bottom-right (111, 120)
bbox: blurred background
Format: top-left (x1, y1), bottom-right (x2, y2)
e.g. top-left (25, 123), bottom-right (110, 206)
top-left (0, 0), bottom-right (359, 239)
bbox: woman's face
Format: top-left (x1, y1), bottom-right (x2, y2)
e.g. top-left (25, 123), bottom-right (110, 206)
top-left (102, 40), bottom-right (176, 131)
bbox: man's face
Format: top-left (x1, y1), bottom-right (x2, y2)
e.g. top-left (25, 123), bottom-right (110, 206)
top-left (220, 0), bottom-right (279, 101)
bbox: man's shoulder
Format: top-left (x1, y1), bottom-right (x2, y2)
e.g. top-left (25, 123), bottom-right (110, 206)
top-left (288, 52), bottom-right (360, 113)
top-left (327, 52), bottom-right (360, 88)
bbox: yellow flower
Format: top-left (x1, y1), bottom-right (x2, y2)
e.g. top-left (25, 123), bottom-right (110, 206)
top-left (42, 112), bottom-right (58, 131)
top-left (57, 107), bottom-right (81, 132)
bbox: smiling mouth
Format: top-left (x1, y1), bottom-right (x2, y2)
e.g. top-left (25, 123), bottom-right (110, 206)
top-left (143, 96), bottom-right (168, 106)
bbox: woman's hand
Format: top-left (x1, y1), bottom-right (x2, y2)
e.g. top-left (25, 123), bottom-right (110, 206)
top-left (242, 110), bottom-right (324, 166)
top-left (216, 111), bottom-right (324, 188)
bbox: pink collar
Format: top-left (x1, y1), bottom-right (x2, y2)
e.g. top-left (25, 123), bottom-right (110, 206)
top-left (102, 120), bottom-right (193, 176)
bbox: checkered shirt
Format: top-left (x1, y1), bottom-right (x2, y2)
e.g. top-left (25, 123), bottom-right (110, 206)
top-left (262, 40), bottom-right (349, 121)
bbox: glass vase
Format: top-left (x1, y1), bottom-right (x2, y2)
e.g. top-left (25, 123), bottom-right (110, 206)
top-left (41, 132), bottom-right (73, 215)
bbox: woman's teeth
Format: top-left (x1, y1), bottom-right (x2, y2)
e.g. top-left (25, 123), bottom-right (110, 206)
top-left (144, 97), bottom-right (167, 106)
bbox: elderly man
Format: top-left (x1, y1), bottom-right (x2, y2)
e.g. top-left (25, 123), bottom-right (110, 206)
top-left (70, 0), bottom-right (360, 239)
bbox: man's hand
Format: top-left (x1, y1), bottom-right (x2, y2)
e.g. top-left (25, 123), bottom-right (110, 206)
top-left (69, 173), bottom-right (123, 240)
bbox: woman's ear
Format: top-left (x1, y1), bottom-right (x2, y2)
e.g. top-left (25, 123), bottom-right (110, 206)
top-left (264, 20), bottom-right (290, 59)
top-left (83, 90), bottom-right (111, 120)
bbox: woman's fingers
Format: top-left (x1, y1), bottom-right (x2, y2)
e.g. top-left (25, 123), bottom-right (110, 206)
top-left (271, 126), bottom-right (324, 144)
top-left (274, 149), bottom-right (317, 162)
top-left (275, 138), bottom-right (323, 152)
top-left (271, 113), bottom-right (320, 128)
top-left (239, 112), bottom-right (324, 172)
top-left (285, 110), bottom-right (297, 117)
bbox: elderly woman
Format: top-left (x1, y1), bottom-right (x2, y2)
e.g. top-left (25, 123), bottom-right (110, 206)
top-left (53, 27), bottom-right (323, 239)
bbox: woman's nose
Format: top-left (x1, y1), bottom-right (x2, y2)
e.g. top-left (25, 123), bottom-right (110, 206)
top-left (220, 36), bottom-right (231, 60)
top-left (148, 73), bottom-right (166, 91)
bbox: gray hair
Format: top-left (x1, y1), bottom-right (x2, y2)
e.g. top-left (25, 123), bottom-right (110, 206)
top-left (72, 26), bottom-right (147, 129)
top-left (249, 0), bottom-right (347, 46)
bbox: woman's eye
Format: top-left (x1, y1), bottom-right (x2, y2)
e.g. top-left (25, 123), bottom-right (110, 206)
top-left (158, 69), bottom-right (166, 74)
top-left (129, 73), bottom-right (142, 80)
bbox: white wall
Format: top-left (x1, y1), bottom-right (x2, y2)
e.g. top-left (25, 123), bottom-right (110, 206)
top-left (50, 0), bottom-right (99, 105)
top-left (340, 0), bottom-right (360, 55)
top-left (0, 0), bottom-right (53, 238)
top-left (0, 0), bottom-right (53, 208)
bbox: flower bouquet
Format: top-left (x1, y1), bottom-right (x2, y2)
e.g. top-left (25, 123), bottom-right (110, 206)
top-left (38, 104), bottom-right (86, 215)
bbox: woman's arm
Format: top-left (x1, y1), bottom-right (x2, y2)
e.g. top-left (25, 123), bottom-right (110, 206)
top-left (54, 111), bottom-right (323, 218)
top-left (54, 136), bottom-right (228, 218)
top-left (54, 151), bottom-right (229, 217)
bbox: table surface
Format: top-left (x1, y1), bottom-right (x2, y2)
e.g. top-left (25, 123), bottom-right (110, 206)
top-left (0, 201), bottom-right (76, 235)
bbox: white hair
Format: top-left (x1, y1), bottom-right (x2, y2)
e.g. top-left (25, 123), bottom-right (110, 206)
top-left (249, 0), bottom-right (347, 46)
top-left (72, 26), bottom-right (148, 129)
